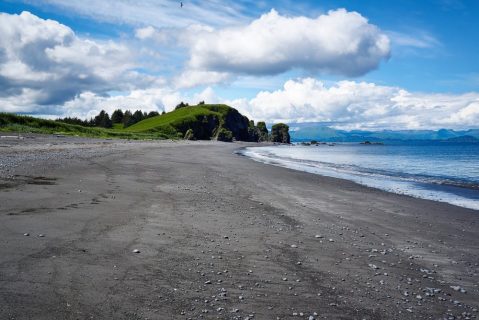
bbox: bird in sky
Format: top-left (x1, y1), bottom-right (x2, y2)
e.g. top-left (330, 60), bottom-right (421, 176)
top-left (180, 2), bottom-right (183, 7)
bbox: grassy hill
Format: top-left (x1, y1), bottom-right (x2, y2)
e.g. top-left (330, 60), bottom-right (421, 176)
top-left (0, 113), bottom-right (166, 139)
top-left (126, 104), bottom-right (252, 141)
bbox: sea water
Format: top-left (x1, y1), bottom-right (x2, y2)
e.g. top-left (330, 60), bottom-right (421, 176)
top-left (239, 142), bottom-right (479, 210)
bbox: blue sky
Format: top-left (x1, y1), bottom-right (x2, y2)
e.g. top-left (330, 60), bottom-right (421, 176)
top-left (0, 0), bottom-right (478, 129)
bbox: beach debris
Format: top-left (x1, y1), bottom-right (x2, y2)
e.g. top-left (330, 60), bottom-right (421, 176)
top-left (368, 263), bottom-right (379, 270)
top-left (132, 249), bottom-right (141, 253)
top-left (450, 285), bottom-right (467, 293)
top-left (290, 244), bottom-right (298, 248)
top-left (23, 233), bottom-right (30, 236)
top-left (315, 235), bottom-right (323, 238)
top-left (328, 238), bottom-right (334, 242)
top-left (38, 234), bottom-right (45, 237)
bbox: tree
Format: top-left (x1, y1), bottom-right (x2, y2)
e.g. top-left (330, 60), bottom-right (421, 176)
top-left (198, 101), bottom-right (205, 105)
top-left (111, 109), bottom-right (124, 124)
top-left (122, 110), bottom-right (132, 127)
top-left (175, 102), bottom-right (189, 110)
top-left (123, 110), bottom-right (145, 128)
top-left (270, 123), bottom-right (290, 143)
top-left (147, 111), bottom-right (160, 118)
top-left (93, 110), bottom-right (112, 128)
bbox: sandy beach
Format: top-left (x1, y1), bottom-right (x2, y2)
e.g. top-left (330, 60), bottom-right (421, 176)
top-left (0, 135), bottom-right (478, 319)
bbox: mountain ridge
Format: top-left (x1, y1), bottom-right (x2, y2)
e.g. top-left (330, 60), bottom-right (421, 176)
top-left (289, 123), bottom-right (479, 142)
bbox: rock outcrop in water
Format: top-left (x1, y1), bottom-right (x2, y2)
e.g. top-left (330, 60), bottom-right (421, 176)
top-left (271, 123), bottom-right (291, 144)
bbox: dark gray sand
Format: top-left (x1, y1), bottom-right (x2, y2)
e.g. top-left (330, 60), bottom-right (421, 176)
top-left (0, 135), bottom-right (478, 319)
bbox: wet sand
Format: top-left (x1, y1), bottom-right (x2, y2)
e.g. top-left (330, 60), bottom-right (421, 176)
top-left (0, 135), bottom-right (478, 319)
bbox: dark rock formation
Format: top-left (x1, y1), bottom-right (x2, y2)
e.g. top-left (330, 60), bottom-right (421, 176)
top-left (271, 123), bottom-right (290, 143)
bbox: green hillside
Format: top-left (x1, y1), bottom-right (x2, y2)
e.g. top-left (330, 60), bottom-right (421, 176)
top-left (126, 104), bottom-right (253, 141)
top-left (0, 113), bottom-right (164, 139)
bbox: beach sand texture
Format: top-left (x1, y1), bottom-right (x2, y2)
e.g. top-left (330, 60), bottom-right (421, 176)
top-left (0, 136), bottom-right (478, 319)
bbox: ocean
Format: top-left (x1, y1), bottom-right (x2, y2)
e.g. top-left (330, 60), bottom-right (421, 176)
top-left (238, 142), bottom-right (479, 210)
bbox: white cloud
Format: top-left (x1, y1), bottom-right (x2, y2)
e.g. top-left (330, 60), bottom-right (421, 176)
top-left (229, 78), bottom-right (479, 130)
top-left (185, 9), bottom-right (390, 77)
top-left (173, 70), bottom-right (231, 89)
top-left (135, 26), bottom-right (156, 40)
top-left (0, 11), bottom-right (140, 112)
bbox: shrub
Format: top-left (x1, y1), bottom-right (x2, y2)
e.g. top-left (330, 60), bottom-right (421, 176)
top-left (217, 128), bottom-right (233, 142)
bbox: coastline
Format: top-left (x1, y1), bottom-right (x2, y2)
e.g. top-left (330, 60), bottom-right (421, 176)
top-left (0, 136), bottom-right (478, 319)
top-left (238, 144), bottom-right (479, 211)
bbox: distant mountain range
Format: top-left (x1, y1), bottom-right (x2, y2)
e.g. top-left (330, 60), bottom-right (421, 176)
top-left (288, 123), bottom-right (479, 143)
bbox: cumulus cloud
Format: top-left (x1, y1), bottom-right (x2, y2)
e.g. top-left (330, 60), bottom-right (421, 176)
top-left (0, 11), bottom-right (137, 113)
top-left (186, 9), bottom-right (390, 77)
top-left (231, 78), bottom-right (479, 130)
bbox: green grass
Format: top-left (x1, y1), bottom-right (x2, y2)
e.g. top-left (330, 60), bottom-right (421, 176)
top-left (126, 104), bottom-right (231, 133)
top-left (0, 113), bottom-right (169, 140)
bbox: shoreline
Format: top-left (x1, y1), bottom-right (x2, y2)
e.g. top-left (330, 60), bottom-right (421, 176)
top-left (1, 137), bottom-right (478, 319)
top-left (239, 144), bottom-right (479, 211)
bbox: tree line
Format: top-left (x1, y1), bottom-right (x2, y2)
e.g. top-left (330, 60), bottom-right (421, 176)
top-left (56, 109), bottom-right (164, 128)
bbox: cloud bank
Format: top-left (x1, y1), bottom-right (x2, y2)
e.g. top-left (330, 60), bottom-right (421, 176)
top-left (234, 78), bottom-right (479, 130)
top-left (186, 9), bottom-right (391, 77)
top-left (0, 11), bottom-right (141, 113)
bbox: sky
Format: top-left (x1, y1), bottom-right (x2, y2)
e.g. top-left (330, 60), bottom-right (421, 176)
top-left (0, 0), bottom-right (478, 130)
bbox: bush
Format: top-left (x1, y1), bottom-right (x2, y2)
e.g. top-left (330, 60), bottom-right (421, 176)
top-left (217, 128), bottom-right (233, 142)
